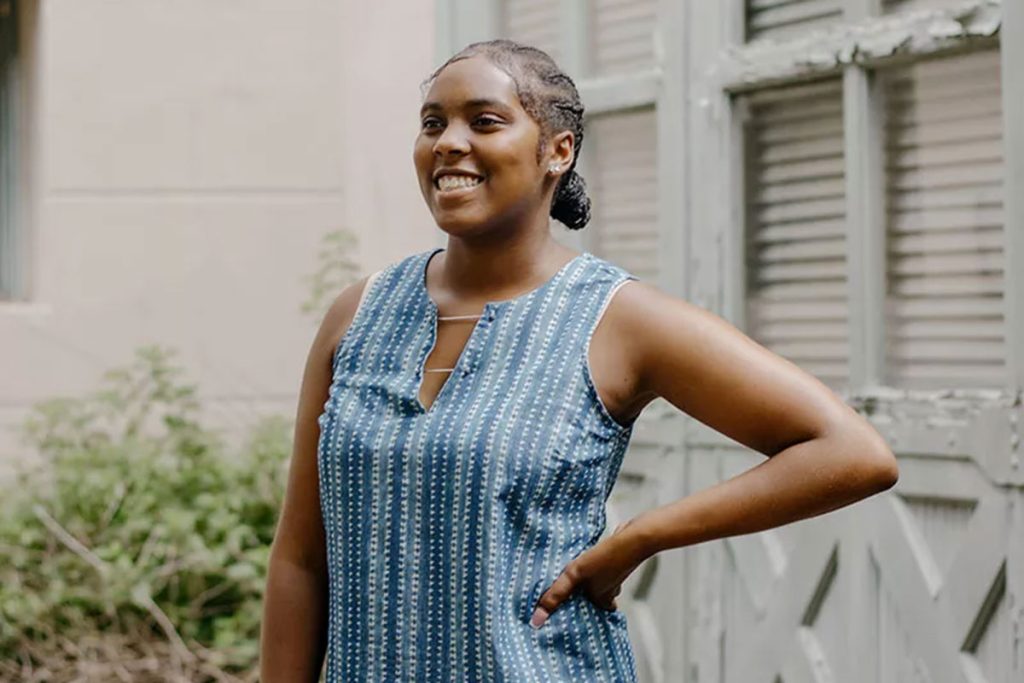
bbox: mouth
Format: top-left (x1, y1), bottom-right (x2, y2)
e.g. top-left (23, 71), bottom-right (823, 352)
top-left (433, 174), bottom-right (485, 195)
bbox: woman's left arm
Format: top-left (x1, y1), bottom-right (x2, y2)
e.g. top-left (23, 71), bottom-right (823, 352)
top-left (621, 280), bottom-right (898, 556)
top-left (531, 281), bottom-right (898, 627)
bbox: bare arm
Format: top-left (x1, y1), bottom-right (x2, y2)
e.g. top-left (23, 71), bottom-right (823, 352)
top-left (614, 281), bottom-right (899, 556)
top-left (259, 276), bottom-right (369, 682)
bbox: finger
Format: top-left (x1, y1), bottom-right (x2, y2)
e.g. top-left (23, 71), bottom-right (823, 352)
top-left (531, 565), bottom-right (581, 629)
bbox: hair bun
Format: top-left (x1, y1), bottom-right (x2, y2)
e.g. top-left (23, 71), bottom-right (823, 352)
top-left (551, 170), bottom-right (591, 231)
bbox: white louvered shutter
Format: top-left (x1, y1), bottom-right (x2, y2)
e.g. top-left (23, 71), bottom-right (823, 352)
top-left (883, 0), bottom-right (964, 14)
top-left (745, 79), bottom-right (848, 387)
top-left (500, 0), bottom-right (561, 63)
top-left (745, 0), bottom-right (843, 41)
top-left (590, 0), bottom-right (657, 76)
top-left (584, 108), bottom-right (658, 283)
top-left (882, 50), bottom-right (1005, 387)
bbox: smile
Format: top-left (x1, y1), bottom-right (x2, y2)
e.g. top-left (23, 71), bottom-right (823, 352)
top-left (435, 175), bottom-right (484, 193)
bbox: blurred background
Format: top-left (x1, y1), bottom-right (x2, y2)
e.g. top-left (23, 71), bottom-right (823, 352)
top-left (1, 0), bottom-right (1021, 681)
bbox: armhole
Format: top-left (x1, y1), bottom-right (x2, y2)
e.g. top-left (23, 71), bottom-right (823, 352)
top-left (582, 275), bottom-right (639, 434)
top-left (356, 269), bottom-right (384, 316)
top-left (330, 268), bottom-right (384, 374)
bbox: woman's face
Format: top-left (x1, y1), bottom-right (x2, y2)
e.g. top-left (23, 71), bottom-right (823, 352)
top-left (414, 56), bottom-right (557, 236)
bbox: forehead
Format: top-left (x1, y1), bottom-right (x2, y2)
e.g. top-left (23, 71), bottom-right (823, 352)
top-left (421, 56), bottom-right (525, 112)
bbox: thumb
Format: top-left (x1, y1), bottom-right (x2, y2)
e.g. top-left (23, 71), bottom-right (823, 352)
top-left (531, 566), bottom-right (580, 629)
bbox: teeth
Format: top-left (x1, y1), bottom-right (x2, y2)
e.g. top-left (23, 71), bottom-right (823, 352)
top-left (437, 175), bottom-right (483, 191)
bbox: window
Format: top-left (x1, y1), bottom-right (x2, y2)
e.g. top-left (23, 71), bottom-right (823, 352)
top-left (0, 0), bottom-right (19, 300)
top-left (736, 1), bottom-right (1011, 391)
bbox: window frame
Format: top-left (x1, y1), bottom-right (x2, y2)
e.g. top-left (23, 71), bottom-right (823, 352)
top-left (720, 0), bottom-right (1021, 397)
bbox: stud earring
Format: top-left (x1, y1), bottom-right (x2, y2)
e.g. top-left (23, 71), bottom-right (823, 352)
top-left (548, 164), bottom-right (561, 173)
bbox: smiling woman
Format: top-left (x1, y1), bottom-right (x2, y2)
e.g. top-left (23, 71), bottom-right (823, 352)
top-left (260, 38), bottom-right (898, 683)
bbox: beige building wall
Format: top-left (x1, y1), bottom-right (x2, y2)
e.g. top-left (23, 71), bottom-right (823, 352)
top-left (1, 0), bottom-right (438, 469)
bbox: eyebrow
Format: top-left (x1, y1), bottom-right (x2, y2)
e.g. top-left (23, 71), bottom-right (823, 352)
top-left (419, 98), bottom-right (512, 116)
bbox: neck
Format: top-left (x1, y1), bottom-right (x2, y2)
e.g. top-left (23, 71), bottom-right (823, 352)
top-left (430, 231), bottom-right (579, 306)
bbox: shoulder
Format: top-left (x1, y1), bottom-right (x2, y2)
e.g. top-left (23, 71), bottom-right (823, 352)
top-left (603, 276), bottom-right (716, 351)
top-left (316, 249), bottom-right (429, 353)
top-left (316, 275), bottom-right (373, 357)
top-left (597, 274), bottom-right (711, 387)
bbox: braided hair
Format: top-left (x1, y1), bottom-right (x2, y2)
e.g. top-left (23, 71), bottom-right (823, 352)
top-left (421, 39), bottom-right (592, 231)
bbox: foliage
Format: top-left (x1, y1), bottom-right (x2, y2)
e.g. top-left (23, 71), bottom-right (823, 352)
top-left (0, 346), bottom-right (292, 682)
top-left (300, 228), bottom-right (361, 322)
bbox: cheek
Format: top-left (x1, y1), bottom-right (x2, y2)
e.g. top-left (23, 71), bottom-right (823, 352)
top-left (413, 138), bottom-right (431, 168)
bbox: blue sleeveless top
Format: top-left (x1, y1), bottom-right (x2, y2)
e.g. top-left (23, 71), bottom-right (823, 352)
top-left (317, 246), bottom-right (640, 682)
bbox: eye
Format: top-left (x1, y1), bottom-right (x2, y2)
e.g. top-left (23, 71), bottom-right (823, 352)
top-left (421, 117), bottom-right (444, 131)
top-left (473, 115), bottom-right (503, 128)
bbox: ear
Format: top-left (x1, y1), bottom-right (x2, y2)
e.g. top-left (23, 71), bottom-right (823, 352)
top-left (545, 130), bottom-right (575, 175)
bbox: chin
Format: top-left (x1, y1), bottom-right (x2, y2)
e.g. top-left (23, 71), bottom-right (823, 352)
top-left (431, 210), bottom-right (495, 236)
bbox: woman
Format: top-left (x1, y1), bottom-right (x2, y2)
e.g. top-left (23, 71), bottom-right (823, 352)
top-left (260, 39), bottom-right (898, 682)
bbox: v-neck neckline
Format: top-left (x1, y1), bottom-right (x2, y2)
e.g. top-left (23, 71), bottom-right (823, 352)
top-left (413, 247), bottom-right (588, 415)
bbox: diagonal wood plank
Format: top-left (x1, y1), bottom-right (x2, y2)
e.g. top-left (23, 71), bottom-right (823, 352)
top-left (871, 497), bottom-right (970, 683)
top-left (730, 517), bottom-right (839, 682)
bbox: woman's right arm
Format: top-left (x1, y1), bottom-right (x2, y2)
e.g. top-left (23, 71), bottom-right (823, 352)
top-left (259, 275), bottom-right (370, 682)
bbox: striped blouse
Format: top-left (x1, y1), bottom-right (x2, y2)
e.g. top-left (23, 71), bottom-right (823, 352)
top-left (317, 246), bottom-right (640, 681)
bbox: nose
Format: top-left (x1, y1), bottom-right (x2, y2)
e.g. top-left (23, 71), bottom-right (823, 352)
top-left (433, 121), bottom-right (470, 158)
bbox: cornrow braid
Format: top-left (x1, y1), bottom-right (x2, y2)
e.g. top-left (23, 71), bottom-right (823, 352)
top-left (421, 39), bottom-right (592, 231)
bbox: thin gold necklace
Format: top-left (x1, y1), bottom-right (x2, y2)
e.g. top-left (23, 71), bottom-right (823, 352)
top-left (423, 313), bottom-right (484, 373)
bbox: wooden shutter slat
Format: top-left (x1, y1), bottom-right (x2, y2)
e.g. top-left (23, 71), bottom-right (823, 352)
top-left (746, 0), bottom-right (842, 40)
top-left (883, 0), bottom-right (973, 14)
top-left (888, 340), bottom-right (1005, 363)
top-left (757, 218), bottom-right (845, 243)
top-left (759, 137), bottom-right (845, 165)
top-left (890, 185), bottom-right (1002, 212)
top-left (891, 228), bottom-right (1003, 254)
top-left (889, 273), bottom-right (1003, 297)
top-left (756, 177), bottom-right (845, 204)
top-left (756, 281), bottom-right (848, 303)
top-left (889, 297), bottom-right (1003, 318)
top-left (758, 197), bottom-right (845, 224)
top-left (890, 165), bottom-right (1003, 193)
top-left (760, 237), bottom-right (846, 262)
top-left (889, 207), bottom-right (1004, 233)
top-left (888, 139), bottom-right (1002, 170)
top-left (890, 319), bottom-right (1004, 340)
top-left (890, 251), bottom-right (1003, 277)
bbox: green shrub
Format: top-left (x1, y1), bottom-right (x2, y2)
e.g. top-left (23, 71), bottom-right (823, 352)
top-left (0, 346), bottom-right (292, 682)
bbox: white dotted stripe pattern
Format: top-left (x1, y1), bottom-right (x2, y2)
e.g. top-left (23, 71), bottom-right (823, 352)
top-left (317, 247), bottom-right (640, 682)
